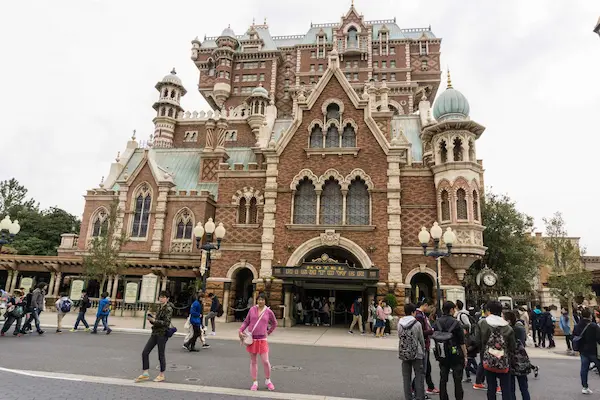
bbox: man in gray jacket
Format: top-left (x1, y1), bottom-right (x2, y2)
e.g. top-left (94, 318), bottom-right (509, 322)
top-left (399, 303), bottom-right (426, 400)
top-left (22, 283), bottom-right (46, 334)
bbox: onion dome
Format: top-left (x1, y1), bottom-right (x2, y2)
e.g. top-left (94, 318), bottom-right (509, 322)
top-left (220, 25), bottom-right (236, 38)
top-left (251, 84), bottom-right (269, 98)
top-left (161, 68), bottom-right (182, 86)
top-left (433, 71), bottom-right (470, 122)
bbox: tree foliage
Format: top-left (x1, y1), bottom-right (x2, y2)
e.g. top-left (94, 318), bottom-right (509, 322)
top-left (0, 179), bottom-right (79, 255)
top-left (82, 199), bottom-right (127, 289)
top-left (465, 191), bottom-right (540, 292)
top-left (544, 212), bottom-right (592, 330)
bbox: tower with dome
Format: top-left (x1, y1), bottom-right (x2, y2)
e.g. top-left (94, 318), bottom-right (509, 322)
top-left (1, 4), bottom-right (486, 324)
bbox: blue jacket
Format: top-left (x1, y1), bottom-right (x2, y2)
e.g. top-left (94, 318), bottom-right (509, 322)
top-left (97, 297), bottom-right (111, 317)
top-left (559, 314), bottom-right (571, 335)
top-left (190, 300), bottom-right (203, 326)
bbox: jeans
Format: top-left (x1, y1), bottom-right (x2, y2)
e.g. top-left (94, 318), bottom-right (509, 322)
top-left (74, 310), bottom-right (89, 329)
top-left (205, 311), bottom-right (217, 332)
top-left (475, 357), bottom-right (486, 385)
top-left (533, 328), bottom-right (542, 345)
top-left (484, 370), bottom-right (511, 400)
top-left (413, 352), bottom-right (435, 391)
top-left (142, 335), bottom-right (167, 372)
top-left (564, 334), bottom-right (572, 351)
top-left (1, 314), bottom-right (22, 334)
top-left (511, 374), bottom-right (530, 400)
top-left (403, 358), bottom-right (425, 400)
top-left (186, 325), bottom-right (202, 349)
top-left (23, 309), bottom-right (41, 332)
top-left (465, 357), bottom-right (478, 378)
top-left (581, 353), bottom-right (600, 389)
top-left (93, 315), bottom-right (109, 332)
top-left (439, 362), bottom-right (464, 400)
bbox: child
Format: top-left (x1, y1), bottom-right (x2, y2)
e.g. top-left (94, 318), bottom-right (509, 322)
top-left (464, 327), bottom-right (479, 383)
top-left (55, 292), bottom-right (73, 333)
top-left (91, 291), bottom-right (112, 334)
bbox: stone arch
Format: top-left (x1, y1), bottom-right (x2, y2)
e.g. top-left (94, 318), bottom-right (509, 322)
top-left (343, 23), bottom-right (362, 34)
top-left (231, 187), bottom-right (264, 205)
top-left (320, 168), bottom-right (346, 190)
top-left (325, 119), bottom-right (340, 129)
top-left (404, 265), bottom-right (437, 286)
top-left (88, 206), bottom-right (109, 238)
top-left (345, 168), bottom-right (374, 190)
top-left (452, 177), bottom-right (470, 196)
top-left (321, 98), bottom-right (345, 115)
top-left (341, 118), bottom-right (358, 132)
top-left (171, 207), bottom-right (195, 240)
top-left (130, 182), bottom-right (153, 211)
top-left (285, 236), bottom-right (373, 269)
top-left (226, 261), bottom-right (259, 280)
top-left (307, 119), bottom-right (324, 133)
top-left (290, 169), bottom-right (321, 190)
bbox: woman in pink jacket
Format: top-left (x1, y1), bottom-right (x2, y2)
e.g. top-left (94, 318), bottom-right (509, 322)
top-left (238, 292), bottom-right (278, 391)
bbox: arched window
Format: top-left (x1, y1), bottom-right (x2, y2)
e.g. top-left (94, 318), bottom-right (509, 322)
top-left (249, 197), bottom-right (258, 224)
top-left (320, 178), bottom-right (342, 224)
top-left (167, 108), bottom-right (174, 117)
top-left (473, 190), bottom-right (479, 221)
top-left (348, 27), bottom-right (358, 48)
top-left (293, 178), bottom-right (317, 224)
top-left (456, 189), bottom-right (468, 220)
top-left (174, 210), bottom-right (193, 239)
top-left (388, 104), bottom-right (400, 116)
top-left (468, 140), bottom-right (475, 162)
top-left (440, 190), bottom-right (450, 221)
top-left (453, 137), bottom-right (463, 161)
top-left (342, 124), bottom-right (356, 147)
top-left (326, 103), bottom-right (340, 121)
top-left (160, 107), bottom-right (166, 117)
top-left (347, 179), bottom-right (369, 225)
top-left (132, 185), bottom-right (152, 237)
top-left (163, 88), bottom-right (169, 97)
top-left (91, 209), bottom-right (108, 237)
top-left (310, 125), bottom-right (323, 148)
top-left (170, 90), bottom-right (176, 99)
top-left (439, 140), bottom-right (448, 163)
top-left (260, 102), bottom-right (265, 115)
top-left (237, 197), bottom-right (247, 224)
top-left (325, 125), bottom-right (339, 148)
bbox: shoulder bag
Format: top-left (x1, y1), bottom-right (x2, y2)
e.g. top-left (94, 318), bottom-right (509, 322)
top-left (242, 306), bottom-right (268, 346)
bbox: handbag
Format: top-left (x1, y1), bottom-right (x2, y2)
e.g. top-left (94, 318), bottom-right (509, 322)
top-left (242, 306), bottom-right (268, 346)
top-left (166, 324), bottom-right (177, 338)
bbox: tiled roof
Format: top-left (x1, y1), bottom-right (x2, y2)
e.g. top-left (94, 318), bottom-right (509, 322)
top-left (272, 118), bottom-right (294, 142)
top-left (225, 147), bottom-right (257, 170)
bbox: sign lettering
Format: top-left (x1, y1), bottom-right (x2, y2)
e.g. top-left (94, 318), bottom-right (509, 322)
top-left (272, 263), bottom-right (379, 281)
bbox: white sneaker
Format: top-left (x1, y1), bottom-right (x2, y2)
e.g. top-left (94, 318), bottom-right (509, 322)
top-left (210, 332), bottom-right (216, 336)
top-left (582, 388), bottom-right (593, 395)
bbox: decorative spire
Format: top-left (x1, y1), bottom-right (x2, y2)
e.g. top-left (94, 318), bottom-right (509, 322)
top-left (132, 129), bottom-right (136, 140)
top-left (252, 17), bottom-right (255, 26)
top-left (99, 176), bottom-right (104, 188)
top-left (446, 68), bottom-right (453, 89)
top-left (351, 0), bottom-right (354, 7)
top-left (170, 67), bottom-right (177, 75)
top-left (263, 17), bottom-right (267, 25)
top-left (115, 151), bottom-right (120, 162)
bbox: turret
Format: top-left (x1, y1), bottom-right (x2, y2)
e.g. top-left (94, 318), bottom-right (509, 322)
top-left (152, 69), bottom-right (186, 148)
top-left (246, 84), bottom-right (270, 144)
top-left (212, 25), bottom-right (238, 108)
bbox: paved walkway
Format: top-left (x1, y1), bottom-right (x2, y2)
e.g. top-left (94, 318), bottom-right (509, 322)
top-left (35, 312), bottom-right (575, 358)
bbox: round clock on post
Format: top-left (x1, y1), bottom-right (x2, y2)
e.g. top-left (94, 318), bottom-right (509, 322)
top-left (476, 266), bottom-right (498, 288)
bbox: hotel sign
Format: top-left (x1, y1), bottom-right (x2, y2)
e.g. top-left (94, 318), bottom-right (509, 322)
top-left (272, 263), bottom-right (379, 281)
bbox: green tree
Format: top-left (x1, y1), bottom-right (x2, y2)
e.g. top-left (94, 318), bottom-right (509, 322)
top-left (466, 191), bottom-right (540, 292)
top-left (0, 178), bottom-right (37, 216)
top-left (544, 212), bottom-right (592, 331)
top-left (82, 199), bottom-right (127, 292)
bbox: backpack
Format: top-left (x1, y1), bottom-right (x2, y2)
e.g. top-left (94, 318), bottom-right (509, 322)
top-left (483, 326), bottom-right (510, 373)
top-left (398, 320), bottom-right (420, 361)
top-left (60, 300), bottom-right (72, 313)
top-left (512, 340), bottom-right (532, 376)
top-left (572, 323), bottom-right (590, 353)
top-left (10, 304), bottom-right (24, 318)
top-left (217, 303), bottom-right (224, 318)
top-left (350, 303), bottom-right (355, 314)
top-left (432, 320), bottom-right (459, 361)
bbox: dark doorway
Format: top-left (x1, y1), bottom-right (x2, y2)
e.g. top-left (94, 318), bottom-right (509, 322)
top-left (232, 268), bottom-right (254, 321)
top-left (410, 273), bottom-right (434, 304)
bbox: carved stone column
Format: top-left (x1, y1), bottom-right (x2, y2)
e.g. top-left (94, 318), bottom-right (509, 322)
top-left (53, 272), bottom-right (62, 297)
top-left (259, 152), bottom-right (278, 278)
top-left (386, 151), bottom-right (403, 282)
top-left (4, 270), bottom-right (13, 292)
top-left (215, 119), bottom-right (228, 151)
top-left (106, 276), bottom-right (114, 297)
top-left (204, 119), bottom-right (216, 151)
top-left (48, 272), bottom-right (55, 296)
top-left (315, 189), bottom-right (322, 225)
top-left (9, 270), bottom-right (19, 293)
top-left (151, 186), bottom-right (171, 253)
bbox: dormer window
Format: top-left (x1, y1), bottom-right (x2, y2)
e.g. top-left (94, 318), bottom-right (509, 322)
top-left (326, 103), bottom-right (340, 121)
top-left (348, 27), bottom-right (358, 48)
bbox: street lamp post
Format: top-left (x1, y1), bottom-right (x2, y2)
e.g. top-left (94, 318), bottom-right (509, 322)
top-left (0, 216), bottom-right (21, 252)
top-left (418, 222), bottom-right (456, 315)
top-left (193, 217), bottom-right (226, 293)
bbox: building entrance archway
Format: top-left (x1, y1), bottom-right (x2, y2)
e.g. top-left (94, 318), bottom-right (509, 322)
top-left (410, 273), bottom-right (434, 304)
top-left (231, 267), bottom-right (254, 321)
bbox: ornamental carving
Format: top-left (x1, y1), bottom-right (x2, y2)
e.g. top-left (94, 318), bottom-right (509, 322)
top-left (311, 253), bottom-right (340, 263)
top-left (170, 240), bottom-right (192, 253)
top-left (456, 230), bottom-right (472, 245)
top-left (320, 229), bottom-right (340, 246)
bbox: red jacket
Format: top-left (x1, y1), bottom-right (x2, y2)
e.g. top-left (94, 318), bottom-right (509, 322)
top-left (416, 309), bottom-right (434, 350)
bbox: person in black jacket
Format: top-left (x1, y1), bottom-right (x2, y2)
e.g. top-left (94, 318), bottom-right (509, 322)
top-left (434, 301), bottom-right (467, 400)
top-left (540, 307), bottom-right (556, 348)
top-left (204, 293), bottom-right (219, 335)
top-left (573, 308), bottom-right (600, 395)
top-left (21, 283), bottom-right (46, 335)
top-left (72, 289), bottom-right (91, 331)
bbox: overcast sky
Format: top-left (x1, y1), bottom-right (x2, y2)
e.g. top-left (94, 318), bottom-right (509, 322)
top-left (1, 0), bottom-right (599, 254)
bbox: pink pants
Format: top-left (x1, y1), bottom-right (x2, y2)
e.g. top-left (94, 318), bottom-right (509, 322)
top-left (250, 352), bottom-right (271, 380)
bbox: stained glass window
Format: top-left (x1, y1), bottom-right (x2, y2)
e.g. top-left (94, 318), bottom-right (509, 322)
top-left (325, 126), bottom-right (339, 148)
top-left (320, 178), bottom-right (343, 225)
top-left (441, 190), bottom-right (450, 221)
top-left (342, 124), bottom-right (356, 147)
top-left (310, 126), bottom-right (323, 148)
top-left (347, 179), bottom-right (369, 225)
top-left (174, 209), bottom-right (193, 239)
top-left (238, 198), bottom-right (247, 224)
top-left (457, 189), bottom-right (468, 220)
top-left (132, 186), bottom-right (152, 237)
top-left (293, 178), bottom-right (316, 224)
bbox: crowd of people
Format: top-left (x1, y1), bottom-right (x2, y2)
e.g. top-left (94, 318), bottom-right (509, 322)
top-left (399, 298), bottom-right (600, 400)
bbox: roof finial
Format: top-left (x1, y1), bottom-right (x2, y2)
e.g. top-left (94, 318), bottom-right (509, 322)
top-left (351, 0), bottom-right (355, 7)
top-left (99, 176), bottom-right (104, 188)
top-left (228, 24), bottom-right (231, 28)
top-left (132, 129), bottom-right (136, 140)
top-left (171, 67), bottom-right (177, 75)
top-left (447, 68), bottom-right (453, 89)
top-left (252, 17), bottom-right (255, 26)
top-left (263, 17), bottom-right (267, 25)
top-left (116, 151), bottom-right (121, 162)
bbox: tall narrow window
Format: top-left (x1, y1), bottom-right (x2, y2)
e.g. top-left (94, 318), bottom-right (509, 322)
top-left (310, 125), bottom-right (323, 148)
top-left (293, 178), bottom-right (316, 224)
top-left (342, 124), bottom-right (356, 147)
top-left (238, 197), bottom-right (247, 224)
top-left (249, 197), bottom-right (258, 224)
top-left (348, 27), bottom-right (358, 48)
top-left (347, 179), bottom-right (369, 225)
top-left (453, 138), bottom-right (463, 161)
top-left (91, 210), bottom-right (108, 237)
top-left (325, 126), bottom-right (339, 148)
top-left (320, 178), bottom-right (342, 225)
top-left (132, 186), bottom-right (151, 237)
top-left (439, 140), bottom-right (448, 163)
top-left (456, 189), bottom-right (468, 220)
top-left (441, 190), bottom-right (450, 221)
top-left (468, 140), bottom-right (476, 162)
top-left (473, 190), bottom-right (479, 221)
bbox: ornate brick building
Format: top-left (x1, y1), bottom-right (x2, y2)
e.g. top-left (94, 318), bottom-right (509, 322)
top-left (0, 5), bottom-right (486, 323)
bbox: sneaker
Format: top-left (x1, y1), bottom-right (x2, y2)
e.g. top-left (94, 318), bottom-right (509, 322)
top-left (0, 332), bottom-right (4, 337)
top-left (106, 329), bottom-right (112, 335)
top-left (202, 344), bottom-right (210, 348)
top-left (534, 365), bottom-right (539, 378)
top-left (360, 332), bottom-right (366, 336)
top-left (266, 381), bottom-right (275, 391)
top-left (210, 332), bottom-right (216, 336)
top-left (582, 387), bottom-right (593, 395)
top-left (182, 344), bottom-right (190, 351)
top-left (473, 383), bottom-right (486, 390)
top-left (90, 330), bottom-right (97, 334)
top-left (463, 378), bottom-right (472, 383)
top-left (153, 375), bottom-right (165, 382)
top-left (189, 348), bottom-right (199, 352)
top-left (250, 382), bottom-right (258, 391)
top-left (70, 329), bottom-right (77, 332)
top-left (426, 388), bottom-right (440, 395)
top-left (348, 331), bottom-right (354, 334)
top-left (134, 374), bottom-right (150, 383)
top-left (56, 330), bottom-right (62, 333)
top-left (84, 328), bottom-right (91, 332)
top-left (496, 387), bottom-right (502, 394)
top-left (38, 330), bottom-right (44, 335)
